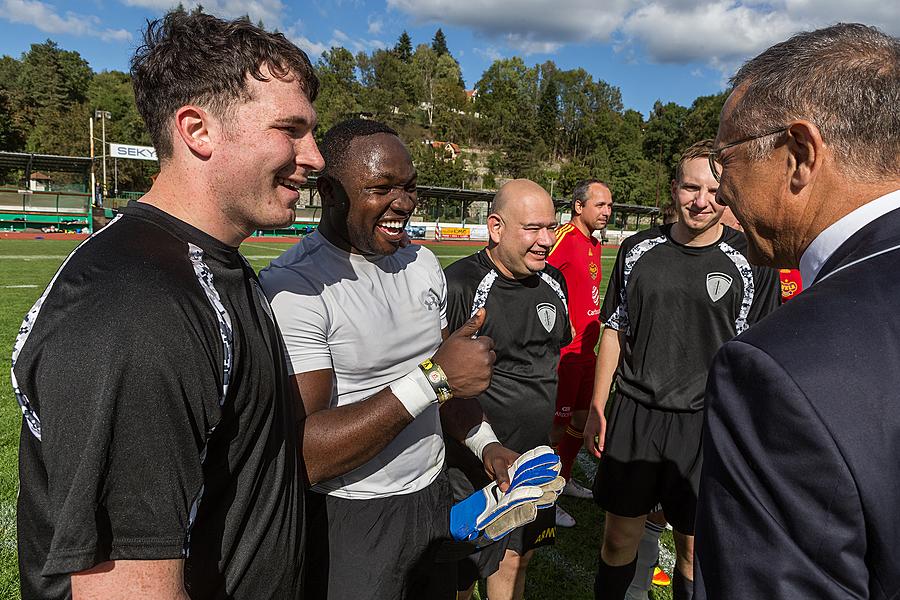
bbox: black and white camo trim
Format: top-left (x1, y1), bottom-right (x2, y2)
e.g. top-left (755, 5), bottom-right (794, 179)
top-left (538, 272), bottom-right (569, 315)
top-left (468, 270), bottom-right (499, 317)
top-left (718, 241), bottom-right (753, 334)
top-left (606, 236), bottom-right (667, 334)
top-left (468, 269), bottom-right (568, 320)
top-left (10, 215), bottom-right (125, 441)
top-left (183, 243), bottom-right (235, 557)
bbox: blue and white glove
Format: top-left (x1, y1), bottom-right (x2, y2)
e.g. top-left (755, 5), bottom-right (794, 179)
top-left (450, 446), bottom-right (567, 544)
top-left (450, 481), bottom-right (544, 543)
top-left (505, 446), bottom-right (566, 509)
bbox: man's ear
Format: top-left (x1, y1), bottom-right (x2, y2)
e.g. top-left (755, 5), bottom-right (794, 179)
top-left (317, 175), bottom-right (347, 211)
top-left (786, 120), bottom-right (822, 192)
top-left (573, 199), bottom-right (584, 217)
top-left (173, 105), bottom-right (213, 159)
top-left (487, 213), bottom-right (503, 245)
top-left (670, 179), bottom-right (679, 203)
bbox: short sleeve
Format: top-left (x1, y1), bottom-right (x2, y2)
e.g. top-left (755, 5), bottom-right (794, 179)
top-left (600, 242), bottom-right (628, 330)
top-left (268, 287), bottom-right (333, 375)
top-left (438, 267), bottom-right (449, 330)
top-left (748, 265), bottom-right (782, 324)
top-left (444, 263), bottom-right (473, 332)
top-left (20, 303), bottom-right (219, 577)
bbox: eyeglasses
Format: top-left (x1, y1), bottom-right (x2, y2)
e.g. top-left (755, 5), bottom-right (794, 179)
top-left (708, 127), bottom-right (789, 182)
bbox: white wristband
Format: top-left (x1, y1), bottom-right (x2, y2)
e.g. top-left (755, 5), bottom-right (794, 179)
top-left (464, 421), bottom-right (500, 461)
top-left (390, 367), bottom-right (437, 418)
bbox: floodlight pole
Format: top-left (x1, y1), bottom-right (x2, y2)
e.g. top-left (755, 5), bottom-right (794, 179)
top-left (95, 110), bottom-right (112, 198)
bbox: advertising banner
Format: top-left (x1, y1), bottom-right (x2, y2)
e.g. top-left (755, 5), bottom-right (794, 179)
top-left (110, 143), bottom-right (158, 161)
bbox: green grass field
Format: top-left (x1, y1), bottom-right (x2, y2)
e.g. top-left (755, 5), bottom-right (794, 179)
top-left (0, 237), bottom-right (673, 600)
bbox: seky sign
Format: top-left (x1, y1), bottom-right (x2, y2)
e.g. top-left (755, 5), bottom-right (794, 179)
top-left (110, 143), bottom-right (158, 161)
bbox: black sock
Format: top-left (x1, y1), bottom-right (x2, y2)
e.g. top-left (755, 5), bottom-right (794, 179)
top-left (594, 556), bottom-right (638, 600)
top-left (673, 569), bottom-right (694, 600)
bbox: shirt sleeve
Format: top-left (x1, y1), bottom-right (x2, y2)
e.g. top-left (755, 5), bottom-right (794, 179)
top-left (748, 265), bottom-right (782, 324)
top-left (547, 230), bottom-right (569, 271)
top-left (600, 240), bottom-right (628, 331)
top-left (268, 286), bottom-right (333, 375)
top-left (21, 300), bottom-right (219, 577)
top-left (443, 264), bottom-right (472, 332)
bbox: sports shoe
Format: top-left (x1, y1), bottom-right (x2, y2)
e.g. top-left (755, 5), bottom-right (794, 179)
top-left (562, 478), bottom-right (594, 499)
top-left (652, 567), bottom-right (671, 587)
top-left (555, 505), bottom-right (576, 528)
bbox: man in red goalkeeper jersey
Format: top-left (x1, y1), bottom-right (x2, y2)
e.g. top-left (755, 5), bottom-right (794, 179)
top-left (547, 179), bottom-right (613, 526)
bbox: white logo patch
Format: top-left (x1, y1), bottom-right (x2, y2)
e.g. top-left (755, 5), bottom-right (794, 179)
top-left (422, 289), bottom-right (440, 311)
top-left (591, 284), bottom-right (600, 307)
top-left (536, 303), bottom-right (557, 332)
top-left (706, 272), bottom-right (733, 302)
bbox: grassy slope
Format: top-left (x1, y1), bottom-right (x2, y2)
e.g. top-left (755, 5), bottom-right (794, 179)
top-left (0, 239), bottom-right (674, 600)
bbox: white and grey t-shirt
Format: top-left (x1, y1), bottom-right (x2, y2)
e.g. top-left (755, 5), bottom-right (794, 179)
top-left (260, 231), bottom-right (447, 499)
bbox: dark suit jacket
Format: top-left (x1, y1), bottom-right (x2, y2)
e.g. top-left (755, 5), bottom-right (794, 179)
top-left (695, 205), bottom-right (900, 600)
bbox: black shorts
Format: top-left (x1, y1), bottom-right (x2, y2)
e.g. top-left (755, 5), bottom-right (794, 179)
top-left (304, 472), bottom-right (456, 600)
top-left (451, 506), bottom-right (556, 591)
top-left (592, 393), bottom-right (703, 535)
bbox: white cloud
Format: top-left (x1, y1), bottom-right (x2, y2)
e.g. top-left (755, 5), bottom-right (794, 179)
top-left (367, 15), bottom-right (383, 35)
top-left (389, 0), bottom-right (900, 68)
top-left (292, 34), bottom-right (328, 58)
top-left (2, 0), bottom-right (133, 41)
top-left (474, 46), bottom-right (503, 62)
top-left (283, 23), bottom-right (384, 60)
top-left (327, 29), bottom-right (384, 53)
top-left (389, 0), bottom-right (630, 52)
top-left (119, 0), bottom-right (286, 29)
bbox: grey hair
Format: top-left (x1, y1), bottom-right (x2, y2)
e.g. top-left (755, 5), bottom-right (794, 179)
top-left (571, 179), bottom-right (609, 211)
top-left (729, 23), bottom-right (900, 179)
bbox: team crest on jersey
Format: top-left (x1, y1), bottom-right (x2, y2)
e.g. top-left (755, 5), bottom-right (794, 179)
top-left (588, 261), bottom-right (598, 280)
top-left (591, 285), bottom-right (600, 306)
top-left (706, 272), bottom-right (733, 302)
top-left (536, 303), bottom-right (557, 332)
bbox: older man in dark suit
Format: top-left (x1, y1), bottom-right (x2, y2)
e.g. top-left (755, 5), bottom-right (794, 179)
top-left (695, 23), bottom-right (900, 600)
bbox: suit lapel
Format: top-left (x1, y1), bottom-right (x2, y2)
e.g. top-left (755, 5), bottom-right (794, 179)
top-left (814, 206), bottom-right (900, 285)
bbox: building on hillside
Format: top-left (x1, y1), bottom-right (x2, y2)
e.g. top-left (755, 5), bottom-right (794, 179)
top-left (426, 140), bottom-right (462, 160)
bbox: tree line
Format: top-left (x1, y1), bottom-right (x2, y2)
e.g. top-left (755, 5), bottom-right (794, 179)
top-left (0, 23), bottom-right (728, 204)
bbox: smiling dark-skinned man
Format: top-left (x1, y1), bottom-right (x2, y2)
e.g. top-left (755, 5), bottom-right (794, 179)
top-left (695, 23), bottom-right (900, 600)
top-left (259, 119), bottom-right (517, 600)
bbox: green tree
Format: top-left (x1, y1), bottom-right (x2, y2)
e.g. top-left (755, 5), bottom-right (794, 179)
top-left (682, 92), bottom-right (728, 145)
top-left (432, 29), bottom-right (449, 56)
top-left (643, 101), bottom-right (688, 201)
top-left (315, 47), bottom-right (361, 131)
top-left (16, 41), bottom-right (92, 112)
top-left (394, 31), bottom-right (413, 62)
top-left (411, 44), bottom-right (466, 129)
top-left (537, 75), bottom-right (559, 158)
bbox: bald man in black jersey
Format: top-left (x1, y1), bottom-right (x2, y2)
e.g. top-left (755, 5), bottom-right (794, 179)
top-left (444, 179), bottom-right (572, 600)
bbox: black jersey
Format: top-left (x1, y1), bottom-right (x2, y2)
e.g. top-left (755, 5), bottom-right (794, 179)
top-left (444, 250), bottom-right (571, 453)
top-left (601, 224), bottom-right (780, 412)
top-left (13, 202), bottom-right (305, 599)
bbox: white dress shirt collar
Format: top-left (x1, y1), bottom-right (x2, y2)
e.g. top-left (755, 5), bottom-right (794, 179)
top-left (799, 188), bottom-right (900, 286)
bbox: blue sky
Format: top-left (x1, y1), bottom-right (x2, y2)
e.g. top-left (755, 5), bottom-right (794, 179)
top-left (1, 0), bottom-right (898, 117)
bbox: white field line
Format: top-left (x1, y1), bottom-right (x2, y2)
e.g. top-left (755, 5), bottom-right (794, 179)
top-left (3, 285), bottom-right (38, 288)
top-left (0, 255), bottom-right (66, 260)
top-left (241, 242), bottom-right (293, 252)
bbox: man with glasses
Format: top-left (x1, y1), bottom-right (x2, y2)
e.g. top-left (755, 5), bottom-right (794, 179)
top-left (696, 23), bottom-right (900, 599)
top-left (584, 140), bottom-right (779, 600)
